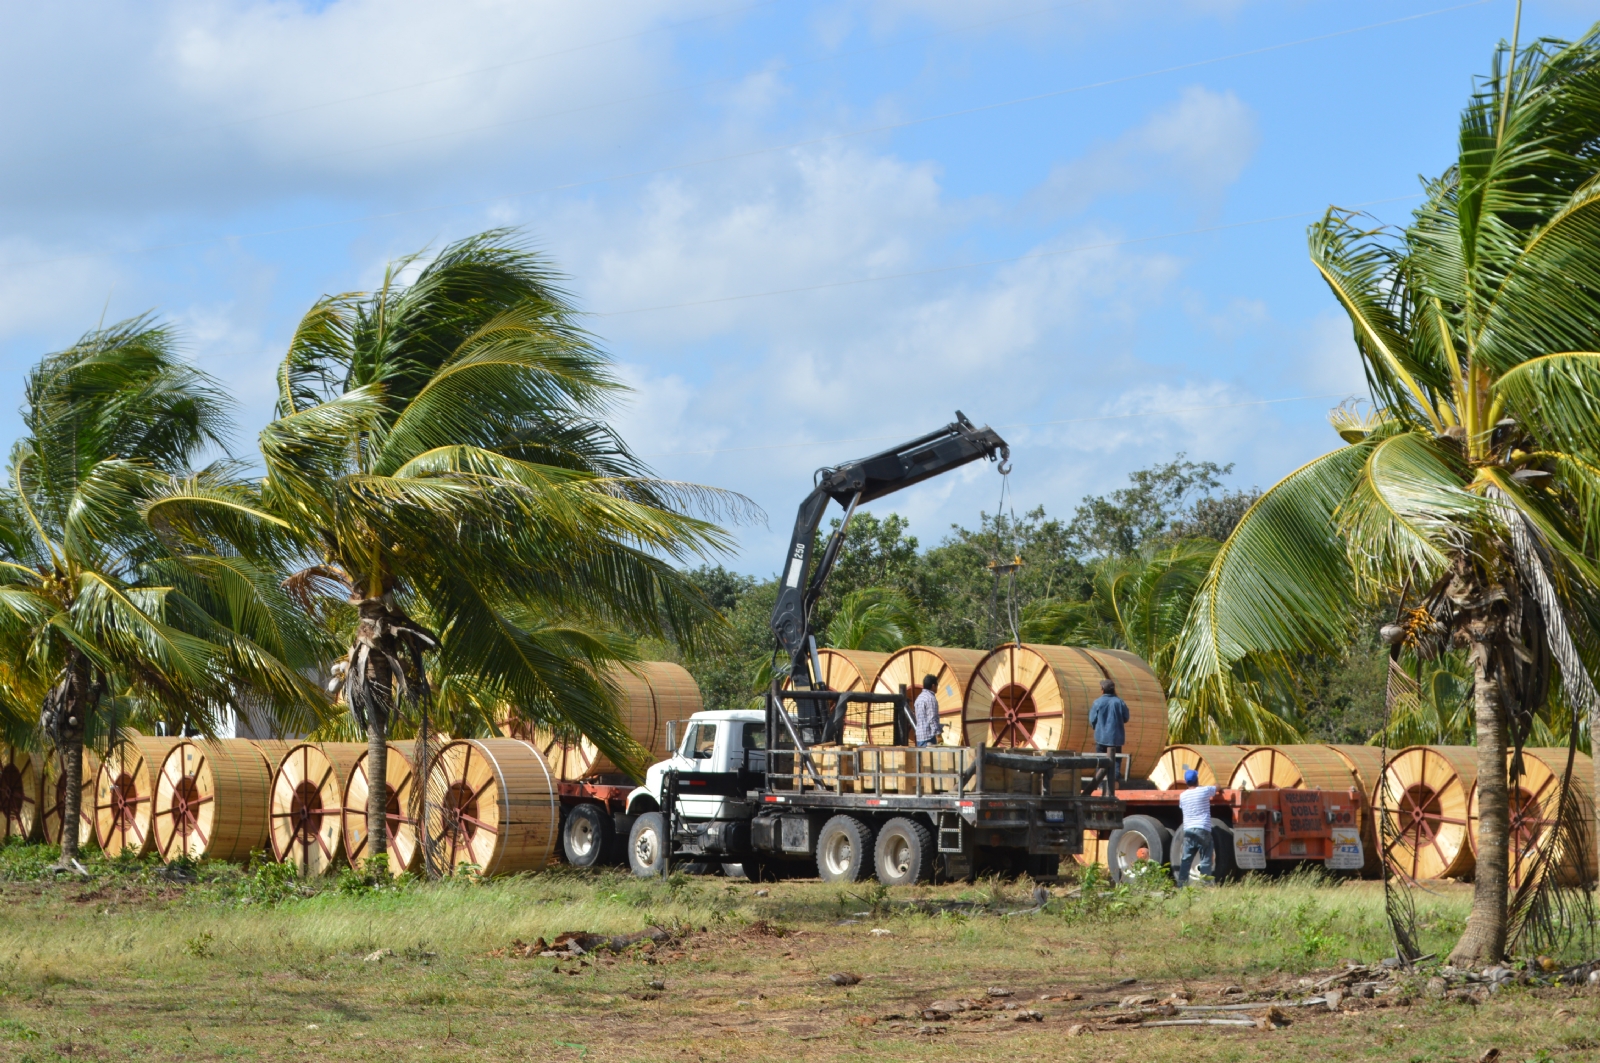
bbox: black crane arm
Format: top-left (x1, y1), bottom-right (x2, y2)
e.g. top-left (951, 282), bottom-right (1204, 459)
top-left (768, 411), bottom-right (1009, 686)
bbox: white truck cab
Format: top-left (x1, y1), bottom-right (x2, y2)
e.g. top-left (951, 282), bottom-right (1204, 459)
top-left (627, 709), bottom-right (766, 820)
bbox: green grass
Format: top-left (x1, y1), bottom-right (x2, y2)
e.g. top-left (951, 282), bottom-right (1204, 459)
top-left (0, 838), bottom-right (1594, 1062)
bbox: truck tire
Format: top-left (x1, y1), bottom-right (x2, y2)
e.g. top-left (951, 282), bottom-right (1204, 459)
top-left (874, 817), bottom-right (933, 886)
top-left (562, 803), bottom-right (615, 868)
top-left (1209, 817), bottom-right (1236, 881)
top-left (1106, 814), bottom-right (1171, 884)
top-left (816, 815), bottom-right (875, 883)
top-left (627, 812), bottom-right (667, 877)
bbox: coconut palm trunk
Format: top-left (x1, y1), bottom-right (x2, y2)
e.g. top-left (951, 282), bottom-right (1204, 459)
top-left (345, 592), bottom-right (436, 864)
top-left (1455, 601), bottom-right (1512, 964)
top-left (41, 654), bottom-right (104, 868)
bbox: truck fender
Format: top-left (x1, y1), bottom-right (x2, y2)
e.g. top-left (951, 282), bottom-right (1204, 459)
top-left (625, 787), bottom-right (659, 816)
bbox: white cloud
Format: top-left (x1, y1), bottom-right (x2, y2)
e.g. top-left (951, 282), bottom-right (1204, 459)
top-left (1037, 85), bottom-right (1259, 214)
top-left (0, 0), bottom-right (699, 218)
top-left (526, 139), bottom-right (1255, 565)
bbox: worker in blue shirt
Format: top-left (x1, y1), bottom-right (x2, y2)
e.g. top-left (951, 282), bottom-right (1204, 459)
top-left (1088, 678), bottom-right (1129, 786)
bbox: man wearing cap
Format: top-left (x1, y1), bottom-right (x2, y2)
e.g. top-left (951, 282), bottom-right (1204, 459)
top-left (1176, 768), bottom-right (1219, 886)
top-left (913, 675), bottom-right (941, 746)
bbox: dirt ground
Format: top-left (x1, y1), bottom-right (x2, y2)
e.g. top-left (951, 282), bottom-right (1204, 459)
top-left (0, 852), bottom-right (1595, 1062)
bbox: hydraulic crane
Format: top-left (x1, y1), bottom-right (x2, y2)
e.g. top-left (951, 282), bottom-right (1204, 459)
top-left (768, 411), bottom-right (1010, 693)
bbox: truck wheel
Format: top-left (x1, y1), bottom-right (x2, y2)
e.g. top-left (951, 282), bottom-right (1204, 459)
top-left (627, 812), bottom-right (666, 877)
top-left (816, 815), bottom-right (875, 883)
top-left (874, 817), bottom-right (932, 886)
top-left (562, 803), bottom-right (614, 868)
top-left (1209, 817), bottom-right (1236, 881)
top-left (1106, 814), bottom-right (1170, 884)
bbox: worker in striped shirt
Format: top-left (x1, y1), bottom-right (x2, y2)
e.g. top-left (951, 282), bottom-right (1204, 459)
top-left (1175, 768), bottom-right (1218, 887)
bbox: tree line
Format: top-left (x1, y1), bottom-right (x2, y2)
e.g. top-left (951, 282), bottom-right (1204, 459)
top-left (2, 233), bottom-right (742, 874)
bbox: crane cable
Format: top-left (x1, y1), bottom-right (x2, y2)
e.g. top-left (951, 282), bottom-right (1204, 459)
top-left (989, 459), bottom-right (1024, 646)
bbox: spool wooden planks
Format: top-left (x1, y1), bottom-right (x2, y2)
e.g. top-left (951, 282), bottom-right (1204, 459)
top-left (1467, 748), bottom-right (1597, 888)
top-left (802, 649), bottom-right (892, 745)
top-left (0, 744), bottom-right (41, 841)
top-left (1373, 745), bottom-right (1477, 881)
top-left (270, 742), bottom-right (367, 875)
top-left (153, 739), bottom-right (281, 863)
top-left (40, 748), bottom-right (100, 846)
top-left (1149, 745), bottom-right (1250, 789)
top-left (512, 662), bottom-right (702, 781)
top-left (875, 646), bottom-right (987, 747)
top-left (341, 743), bottom-right (420, 876)
top-left (95, 736), bottom-right (182, 857)
top-left (964, 644), bottom-right (1168, 779)
top-left (422, 738), bottom-right (558, 877)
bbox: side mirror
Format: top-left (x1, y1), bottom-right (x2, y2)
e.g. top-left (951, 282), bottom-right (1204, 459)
top-left (666, 720), bottom-right (680, 755)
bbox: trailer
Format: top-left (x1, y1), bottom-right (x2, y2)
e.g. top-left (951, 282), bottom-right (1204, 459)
top-left (1089, 783), bottom-right (1368, 882)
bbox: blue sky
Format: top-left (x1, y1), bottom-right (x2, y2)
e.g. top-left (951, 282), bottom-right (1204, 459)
top-left (0, 0), bottom-right (1592, 574)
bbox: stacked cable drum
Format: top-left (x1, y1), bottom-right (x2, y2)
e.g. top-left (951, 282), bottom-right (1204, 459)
top-left (1467, 749), bottom-right (1597, 888)
top-left (152, 739), bottom-right (282, 863)
top-left (514, 662), bottom-right (701, 780)
top-left (40, 749), bottom-right (100, 846)
top-left (874, 646), bottom-right (986, 747)
top-left (963, 644), bottom-right (1168, 779)
top-left (341, 743), bottom-right (419, 876)
top-left (0, 744), bottom-right (41, 841)
top-left (1149, 745), bottom-right (1250, 789)
top-left (95, 736), bottom-right (182, 857)
top-left (1374, 746), bottom-right (1478, 880)
top-left (269, 742), bottom-right (367, 875)
top-left (799, 649), bottom-right (891, 745)
top-left (423, 738), bottom-right (558, 877)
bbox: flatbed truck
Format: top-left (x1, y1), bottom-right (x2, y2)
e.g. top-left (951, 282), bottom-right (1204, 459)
top-left (620, 709), bottom-right (1125, 883)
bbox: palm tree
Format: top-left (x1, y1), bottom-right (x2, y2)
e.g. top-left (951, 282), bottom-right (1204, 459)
top-left (1023, 540), bottom-right (1300, 743)
top-left (1177, 21), bottom-right (1600, 964)
top-left (0, 319), bottom-right (328, 869)
top-left (260, 230), bottom-right (740, 868)
top-left (825, 587), bottom-right (922, 652)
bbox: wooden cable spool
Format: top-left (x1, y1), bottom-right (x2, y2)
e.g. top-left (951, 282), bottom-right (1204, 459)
top-left (269, 742), bottom-right (366, 875)
top-left (794, 649), bottom-right (892, 746)
top-left (423, 738), bottom-right (558, 877)
top-left (40, 748), bottom-right (101, 846)
top-left (1373, 745), bottom-right (1477, 881)
top-left (511, 662), bottom-right (702, 780)
top-left (153, 739), bottom-right (276, 863)
top-left (341, 744), bottom-right (420, 876)
top-left (963, 644), bottom-right (1168, 778)
top-left (0, 744), bottom-right (41, 841)
top-left (95, 736), bottom-right (182, 857)
top-left (1148, 745), bottom-right (1250, 789)
top-left (1467, 748), bottom-right (1597, 888)
top-left (874, 646), bottom-right (987, 747)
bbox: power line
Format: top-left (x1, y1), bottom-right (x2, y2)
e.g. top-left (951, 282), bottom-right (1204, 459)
top-left (0, 0), bottom-right (1490, 274)
top-left (639, 392), bottom-right (1359, 459)
top-left (592, 193), bottom-right (1424, 317)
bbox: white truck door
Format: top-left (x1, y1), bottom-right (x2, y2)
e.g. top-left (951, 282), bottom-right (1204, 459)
top-left (675, 721), bottom-right (723, 818)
